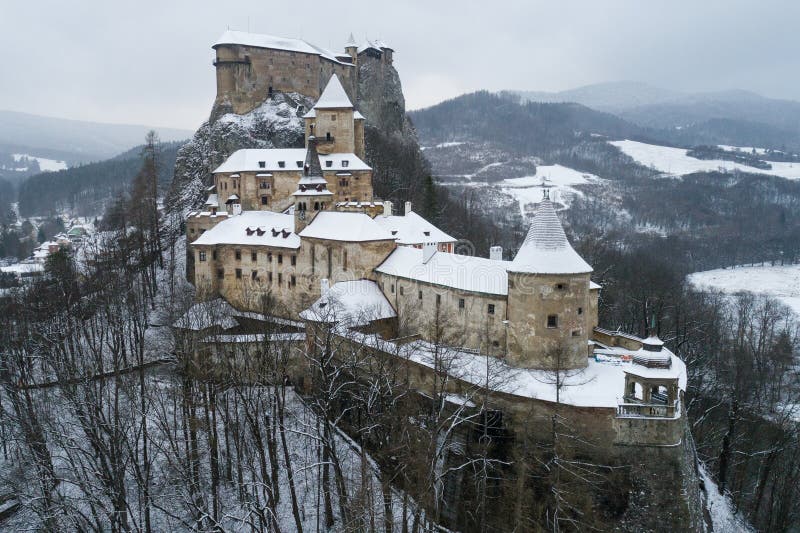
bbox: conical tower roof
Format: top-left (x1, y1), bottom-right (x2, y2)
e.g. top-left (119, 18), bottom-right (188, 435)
top-left (314, 74), bottom-right (353, 109)
top-left (345, 33), bottom-right (356, 47)
top-left (508, 199), bottom-right (592, 275)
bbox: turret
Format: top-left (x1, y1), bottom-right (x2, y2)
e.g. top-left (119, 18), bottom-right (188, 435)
top-left (293, 139), bottom-right (333, 233)
top-left (505, 192), bottom-right (593, 370)
top-left (345, 33), bottom-right (358, 64)
top-left (308, 74), bottom-right (356, 155)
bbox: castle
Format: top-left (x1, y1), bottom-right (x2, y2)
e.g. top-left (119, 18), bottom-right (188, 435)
top-left (183, 28), bottom-right (689, 478)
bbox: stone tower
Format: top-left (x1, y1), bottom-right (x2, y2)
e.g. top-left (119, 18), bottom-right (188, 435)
top-left (293, 139), bottom-right (332, 233)
top-left (304, 74), bottom-right (358, 156)
top-left (505, 195), bottom-right (593, 370)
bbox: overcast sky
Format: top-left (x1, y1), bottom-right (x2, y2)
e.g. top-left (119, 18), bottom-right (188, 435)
top-left (2, 0), bottom-right (798, 130)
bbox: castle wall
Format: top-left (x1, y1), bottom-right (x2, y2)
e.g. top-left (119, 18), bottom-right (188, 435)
top-left (374, 272), bottom-right (509, 357)
top-left (216, 170), bottom-right (303, 212)
top-left (322, 169), bottom-right (373, 203)
top-left (214, 44), bottom-right (355, 115)
top-left (506, 272), bottom-right (591, 370)
top-left (588, 287), bottom-right (600, 330)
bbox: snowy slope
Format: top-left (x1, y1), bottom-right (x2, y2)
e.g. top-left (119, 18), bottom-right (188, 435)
top-left (611, 140), bottom-right (800, 179)
top-left (12, 153), bottom-right (67, 172)
top-left (688, 264), bottom-right (800, 315)
top-left (500, 164), bottom-right (603, 215)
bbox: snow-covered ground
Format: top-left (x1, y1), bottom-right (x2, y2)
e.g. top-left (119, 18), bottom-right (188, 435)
top-left (687, 263), bottom-right (800, 315)
top-left (717, 144), bottom-right (769, 155)
top-left (12, 153), bottom-right (68, 172)
top-left (699, 463), bottom-right (754, 532)
top-left (610, 140), bottom-right (800, 179)
top-left (501, 164), bottom-right (602, 215)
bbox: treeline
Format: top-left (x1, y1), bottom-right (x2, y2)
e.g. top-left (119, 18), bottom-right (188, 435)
top-left (17, 141), bottom-right (182, 218)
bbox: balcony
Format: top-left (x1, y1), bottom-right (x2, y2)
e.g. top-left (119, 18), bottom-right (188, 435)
top-left (617, 400), bottom-right (678, 418)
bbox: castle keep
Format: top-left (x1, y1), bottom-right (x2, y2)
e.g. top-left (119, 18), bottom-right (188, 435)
top-left (180, 35), bottom-right (692, 524)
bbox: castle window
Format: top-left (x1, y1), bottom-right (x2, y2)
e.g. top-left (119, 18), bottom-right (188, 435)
top-left (278, 273), bottom-right (283, 284)
top-left (330, 114), bottom-right (336, 120)
top-left (556, 283), bottom-right (566, 290)
top-left (391, 284), bottom-right (395, 293)
top-left (459, 298), bottom-right (465, 310)
top-left (198, 251), bottom-right (206, 262)
top-left (343, 250), bottom-right (347, 270)
top-left (296, 161), bottom-right (303, 168)
top-left (278, 161), bottom-right (286, 168)
top-left (326, 160), bottom-right (333, 168)
top-left (418, 290), bottom-right (423, 300)
top-left (488, 304), bottom-right (495, 315)
top-left (492, 341), bottom-right (500, 348)
top-left (291, 255), bottom-right (296, 266)
top-left (547, 314), bottom-right (558, 328)
top-left (571, 329), bottom-right (580, 337)
top-left (278, 254), bottom-right (283, 264)
top-left (259, 161), bottom-right (266, 168)
top-left (261, 196), bottom-right (269, 205)
top-left (251, 251), bottom-right (257, 262)
top-left (235, 249), bottom-right (241, 260)
top-left (212, 250), bottom-right (218, 260)
top-left (339, 178), bottom-right (349, 187)
top-left (436, 294), bottom-right (441, 306)
top-left (217, 268), bottom-right (224, 279)
top-left (578, 307), bottom-right (583, 315)
top-left (326, 132), bottom-right (331, 141)
top-left (314, 201), bottom-right (320, 210)
top-left (342, 160), bottom-right (349, 168)
top-left (399, 286), bottom-right (404, 295)
top-left (235, 268), bottom-right (242, 279)
top-left (268, 272), bottom-right (273, 283)
top-left (190, 228), bottom-right (195, 234)
top-left (290, 275), bottom-right (296, 287)
top-left (259, 181), bottom-right (269, 189)
top-left (251, 270), bottom-right (258, 280)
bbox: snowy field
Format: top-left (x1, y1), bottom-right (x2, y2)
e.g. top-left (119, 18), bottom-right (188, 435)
top-left (13, 153), bottom-right (68, 172)
top-left (500, 164), bottom-right (603, 215)
top-left (688, 263), bottom-right (800, 315)
top-left (610, 140), bottom-right (800, 179)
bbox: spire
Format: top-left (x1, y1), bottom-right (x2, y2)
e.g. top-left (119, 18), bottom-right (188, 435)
top-left (345, 33), bottom-right (356, 47)
top-left (314, 74), bottom-right (353, 109)
top-left (508, 198), bottom-right (592, 275)
top-left (304, 137), bottom-right (323, 177)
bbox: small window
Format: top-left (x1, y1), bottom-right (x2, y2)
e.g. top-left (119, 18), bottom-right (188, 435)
top-left (251, 251), bottom-right (257, 262)
top-left (556, 283), bottom-right (566, 290)
top-left (418, 290), bottom-right (423, 300)
top-left (278, 254), bottom-right (283, 265)
top-left (190, 228), bottom-right (195, 234)
top-left (235, 249), bottom-right (241, 260)
top-left (199, 251), bottom-right (206, 262)
top-left (342, 160), bottom-right (349, 168)
top-left (290, 275), bottom-right (296, 287)
top-left (326, 160), bottom-right (333, 168)
top-left (330, 114), bottom-right (336, 120)
top-left (459, 298), bottom-right (465, 309)
top-left (258, 161), bottom-right (266, 168)
top-left (278, 273), bottom-right (283, 284)
top-left (268, 272), bottom-right (273, 283)
top-left (399, 286), bottom-right (404, 295)
top-left (235, 268), bottom-right (242, 279)
top-left (436, 294), bottom-right (441, 305)
top-left (296, 161), bottom-right (303, 168)
top-left (547, 315), bottom-right (558, 328)
top-left (492, 340), bottom-right (500, 348)
top-left (326, 132), bottom-right (331, 141)
top-left (571, 329), bottom-right (580, 337)
top-left (216, 268), bottom-right (224, 279)
top-left (278, 161), bottom-right (286, 168)
top-left (488, 304), bottom-right (495, 315)
top-left (251, 270), bottom-right (258, 280)
top-left (268, 252), bottom-right (273, 262)
top-left (259, 181), bottom-right (269, 189)
top-left (391, 284), bottom-right (395, 293)
top-left (212, 250), bottom-right (217, 261)
top-left (291, 255), bottom-right (296, 266)
top-left (578, 307), bottom-right (583, 315)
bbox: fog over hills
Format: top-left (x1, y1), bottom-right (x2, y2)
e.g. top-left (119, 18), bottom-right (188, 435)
top-left (0, 110), bottom-right (193, 164)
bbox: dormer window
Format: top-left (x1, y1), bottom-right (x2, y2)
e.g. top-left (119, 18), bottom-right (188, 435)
top-left (278, 161), bottom-right (286, 168)
top-left (423, 231), bottom-right (430, 236)
top-left (341, 160), bottom-right (349, 168)
top-left (258, 161), bottom-right (266, 168)
top-left (326, 160), bottom-right (333, 168)
top-left (296, 161), bottom-right (303, 168)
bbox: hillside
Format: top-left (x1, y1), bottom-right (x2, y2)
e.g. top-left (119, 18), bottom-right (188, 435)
top-left (17, 141), bottom-right (182, 218)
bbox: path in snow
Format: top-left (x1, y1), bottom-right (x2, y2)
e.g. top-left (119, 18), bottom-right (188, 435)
top-left (687, 263), bottom-right (800, 316)
top-left (610, 140), bottom-right (800, 180)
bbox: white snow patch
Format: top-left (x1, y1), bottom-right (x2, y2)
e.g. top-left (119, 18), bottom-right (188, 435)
top-left (12, 153), bottom-right (68, 172)
top-left (610, 140), bottom-right (800, 180)
top-left (501, 164), bottom-right (602, 215)
top-left (688, 263), bottom-right (800, 316)
top-left (699, 462), bottom-right (754, 533)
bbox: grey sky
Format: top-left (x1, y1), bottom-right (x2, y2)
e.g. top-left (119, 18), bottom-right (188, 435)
top-left (2, 0), bottom-right (798, 130)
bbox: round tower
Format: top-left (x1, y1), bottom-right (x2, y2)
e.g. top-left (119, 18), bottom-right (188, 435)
top-left (505, 194), bottom-right (593, 370)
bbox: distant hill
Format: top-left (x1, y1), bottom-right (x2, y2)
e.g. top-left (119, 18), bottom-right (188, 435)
top-left (0, 110), bottom-right (193, 164)
top-left (17, 141), bottom-right (183, 218)
top-left (509, 82), bottom-right (800, 151)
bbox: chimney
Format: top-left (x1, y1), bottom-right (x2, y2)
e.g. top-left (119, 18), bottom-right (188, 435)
top-left (405, 201), bottom-right (412, 215)
top-left (382, 200), bottom-right (393, 217)
top-left (490, 246), bottom-right (503, 261)
top-left (422, 242), bottom-right (437, 264)
top-left (321, 278), bottom-right (330, 296)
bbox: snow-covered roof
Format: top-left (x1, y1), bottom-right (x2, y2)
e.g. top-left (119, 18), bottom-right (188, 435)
top-left (204, 193), bottom-right (219, 208)
top-left (376, 247), bottom-right (509, 296)
top-left (509, 199), bottom-right (592, 275)
top-left (300, 280), bottom-right (397, 326)
top-left (192, 211), bottom-right (300, 249)
top-left (373, 211), bottom-right (457, 245)
top-left (302, 108), bottom-right (316, 119)
top-left (293, 188), bottom-right (333, 197)
top-left (0, 262), bottom-right (45, 275)
top-left (354, 110), bottom-right (365, 120)
top-left (173, 299), bottom-right (240, 331)
top-left (357, 38), bottom-right (392, 54)
top-left (213, 30), bottom-right (353, 66)
top-left (590, 280), bottom-right (601, 290)
top-left (214, 148), bottom-right (307, 174)
top-left (314, 74), bottom-right (353, 109)
top-left (320, 153), bottom-right (371, 172)
top-left (213, 149), bottom-right (369, 174)
top-left (299, 211), bottom-right (394, 242)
